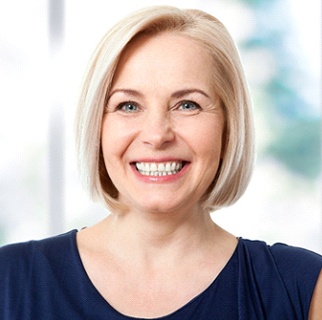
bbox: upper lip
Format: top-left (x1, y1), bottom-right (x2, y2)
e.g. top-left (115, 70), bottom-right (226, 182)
top-left (130, 157), bottom-right (190, 164)
top-left (130, 161), bottom-right (190, 170)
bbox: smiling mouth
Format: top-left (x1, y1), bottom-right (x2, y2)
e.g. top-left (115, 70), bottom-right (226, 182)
top-left (134, 161), bottom-right (187, 176)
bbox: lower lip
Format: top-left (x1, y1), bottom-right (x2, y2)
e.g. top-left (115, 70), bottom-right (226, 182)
top-left (131, 163), bottom-right (190, 183)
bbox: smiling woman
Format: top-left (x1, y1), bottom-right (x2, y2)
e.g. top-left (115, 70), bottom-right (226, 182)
top-left (0, 5), bottom-right (321, 320)
top-left (101, 32), bottom-right (225, 216)
top-left (76, 7), bottom-right (254, 214)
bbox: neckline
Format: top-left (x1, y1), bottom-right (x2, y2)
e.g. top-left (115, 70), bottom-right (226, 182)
top-left (71, 229), bottom-right (240, 319)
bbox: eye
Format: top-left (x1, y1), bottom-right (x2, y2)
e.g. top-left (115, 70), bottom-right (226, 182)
top-left (116, 101), bottom-right (140, 113)
top-left (177, 101), bottom-right (201, 111)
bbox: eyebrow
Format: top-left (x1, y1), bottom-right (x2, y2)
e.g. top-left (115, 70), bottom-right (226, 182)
top-left (171, 89), bottom-right (210, 99)
top-left (108, 89), bottom-right (142, 99)
top-left (108, 88), bottom-right (210, 100)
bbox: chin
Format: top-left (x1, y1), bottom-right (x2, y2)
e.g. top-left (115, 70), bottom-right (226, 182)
top-left (135, 197), bottom-right (192, 216)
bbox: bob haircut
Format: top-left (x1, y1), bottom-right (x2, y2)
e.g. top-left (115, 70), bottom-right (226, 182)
top-left (75, 5), bottom-right (255, 213)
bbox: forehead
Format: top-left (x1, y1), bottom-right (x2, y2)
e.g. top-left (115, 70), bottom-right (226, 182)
top-left (112, 32), bottom-right (215, 89)
top-left (120, 31), bottom-right (212, 66)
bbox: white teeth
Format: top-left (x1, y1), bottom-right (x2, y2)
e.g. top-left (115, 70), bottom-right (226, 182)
top-left (150, 163), bottom-right (157, 171)
top-left (135, 161), bottom-right (184, 176)
top-left (157, 163), bottom-right (165, 172)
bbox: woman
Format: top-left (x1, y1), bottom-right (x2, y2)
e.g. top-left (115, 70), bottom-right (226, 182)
top-left (1, 6), bottom-right (321, 319)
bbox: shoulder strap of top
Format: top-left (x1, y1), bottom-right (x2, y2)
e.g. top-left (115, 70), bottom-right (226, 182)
top-left (269, 242), bottom-right (322, 317)
top-left (237, 239), bottom-right (322, 320)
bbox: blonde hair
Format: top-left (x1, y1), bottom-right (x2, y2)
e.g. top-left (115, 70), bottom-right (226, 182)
top-left (75, 5), bottom-right (255, 212)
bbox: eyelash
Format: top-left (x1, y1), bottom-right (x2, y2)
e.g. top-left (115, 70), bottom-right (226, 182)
top-left (113, 100), bottom-right (202, 113)
top-left (176, 100), bottom-right (201, 111)
top-left (115, 101), bottom-right (140, 112)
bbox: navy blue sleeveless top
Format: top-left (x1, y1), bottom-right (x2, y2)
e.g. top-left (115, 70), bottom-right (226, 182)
top-left (0, 230), bottom-right (321, 319)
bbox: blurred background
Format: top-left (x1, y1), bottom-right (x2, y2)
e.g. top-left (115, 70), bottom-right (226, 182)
top-left (0, 0), bottom-right (321, 253)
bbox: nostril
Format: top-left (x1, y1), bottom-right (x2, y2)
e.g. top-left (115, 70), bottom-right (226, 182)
top-left (140, 123), bottom-right (175, 147)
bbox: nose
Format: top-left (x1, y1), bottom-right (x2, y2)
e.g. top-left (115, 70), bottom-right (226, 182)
top-left (140, 108), bottom-right (175, 149)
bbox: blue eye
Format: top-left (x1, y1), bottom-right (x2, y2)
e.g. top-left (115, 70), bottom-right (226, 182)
top-left (117, 102), bottom-right (139, 112)
top-left (178, 101), bottom-right (200, 111)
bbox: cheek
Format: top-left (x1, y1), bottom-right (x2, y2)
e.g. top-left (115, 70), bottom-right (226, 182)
top-left (101, 117), bottom-right (122, 165)
top-left (101, 117), bottom-right (140, 199)
top-left (188, 118), bottom-right (224, 159)
top-left (101, 116), bottom-right (137, 162)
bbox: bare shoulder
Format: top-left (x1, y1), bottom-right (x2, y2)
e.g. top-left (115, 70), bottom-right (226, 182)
top-left (76, 220), bottom-right (109, 251)
top-left (309, 270), bottom-right (322, 320)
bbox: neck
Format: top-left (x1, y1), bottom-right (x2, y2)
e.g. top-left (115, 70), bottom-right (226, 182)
top-left (99, 205), bottom-right (219, 267)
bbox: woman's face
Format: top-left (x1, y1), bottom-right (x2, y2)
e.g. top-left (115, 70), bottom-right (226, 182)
top-left (102, 32), bottom-right (225, 214)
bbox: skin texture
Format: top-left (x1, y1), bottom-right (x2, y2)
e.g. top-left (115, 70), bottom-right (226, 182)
top-left (102, 32), bottom-right (224, 217)
top-left (77, 32), bottom-right (238, 318)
